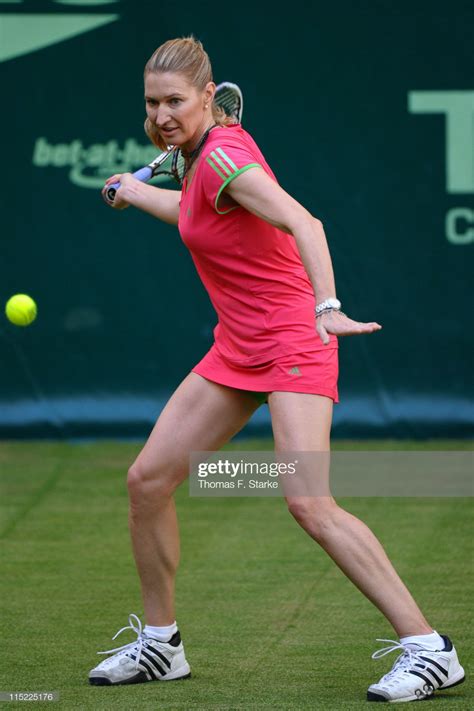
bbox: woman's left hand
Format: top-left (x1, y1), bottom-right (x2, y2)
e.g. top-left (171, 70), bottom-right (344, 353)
top-left (316, 310), bottom-right (382, 345)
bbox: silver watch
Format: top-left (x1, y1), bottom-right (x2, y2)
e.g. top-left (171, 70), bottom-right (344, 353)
top-left (315, 298), bottom-right (341, 314)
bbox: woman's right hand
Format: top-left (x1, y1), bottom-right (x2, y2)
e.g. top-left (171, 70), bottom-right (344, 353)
top-left (101, 173), bottom-right (132, 210)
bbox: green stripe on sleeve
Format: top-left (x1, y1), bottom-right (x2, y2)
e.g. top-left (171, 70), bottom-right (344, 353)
top-left (215, 147), bottom-right (238, 172)
top-left (215, 163), bottom-right (262, 214)
top-left (210, 150), bottom-right (234, 177)
top-left (205, 156), bottom-right (226, 181)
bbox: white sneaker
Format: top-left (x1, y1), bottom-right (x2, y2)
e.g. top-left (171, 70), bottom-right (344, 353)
top-left (89, 613), bottom-right (191, 686)
top-left (367, 635), bottom-right (465, 702)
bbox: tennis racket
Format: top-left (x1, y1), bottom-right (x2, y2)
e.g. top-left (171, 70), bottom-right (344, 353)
top-left (105, 81), bottom-right (243, 202)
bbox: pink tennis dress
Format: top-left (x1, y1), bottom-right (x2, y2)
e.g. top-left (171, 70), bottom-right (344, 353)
top-left (178, 124), bottom-right (339, 402)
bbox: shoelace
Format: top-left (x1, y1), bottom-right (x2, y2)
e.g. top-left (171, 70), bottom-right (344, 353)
top-left (371, 639), bottom-right (424, 682)
top-left (97, 613), bottom-right (148, 670)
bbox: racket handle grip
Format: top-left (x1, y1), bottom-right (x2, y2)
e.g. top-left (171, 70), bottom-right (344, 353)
top-left (104, 166), bottom-right (154, 202)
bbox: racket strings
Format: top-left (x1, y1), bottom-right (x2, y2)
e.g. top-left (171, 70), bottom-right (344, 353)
top-left (171, 149), bottom-right (184, 184)
top-left (215, 91), bottom-right (241, 121)
top-left (215, 81), bottom-right (243, 123)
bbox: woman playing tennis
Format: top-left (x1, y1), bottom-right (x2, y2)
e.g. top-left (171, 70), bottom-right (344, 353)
top-left (90, 37), bottom-right (464, 703)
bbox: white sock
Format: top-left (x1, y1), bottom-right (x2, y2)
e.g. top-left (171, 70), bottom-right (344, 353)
top-left (144, 622), bottom-right (178, 642)
top-left (400, 630), bottom-right (444, 650)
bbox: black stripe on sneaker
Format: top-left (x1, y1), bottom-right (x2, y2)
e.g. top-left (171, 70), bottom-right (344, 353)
top-left (151, 650), bottom-right (172, 669)
top-left (141, 650), bottom-right (167, 677)
top-left (409, 670), bottom-right (434, 686)
top-left (129, 656), bottom-right (154, 680)
top-left (425, 668), bottom-right (443, 686)
top-left (419, 656), bottom-right (448, 676)
top-left (128, 654), bottom-right (155, 681)
top-left (146, 643), bottom-right (172, 668)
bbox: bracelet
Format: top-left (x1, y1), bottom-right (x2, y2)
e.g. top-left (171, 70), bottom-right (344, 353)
top-left (315, 308), bottom-right (346, 318)
top-left (315, 297), bottom-right (341, 314)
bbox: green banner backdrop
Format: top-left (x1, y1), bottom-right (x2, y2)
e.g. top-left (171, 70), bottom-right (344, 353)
top-left (0, 0), bottom-right (472, 438)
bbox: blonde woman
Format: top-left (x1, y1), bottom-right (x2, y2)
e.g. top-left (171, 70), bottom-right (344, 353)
top-left (90, 37), bottom-right (465, 703)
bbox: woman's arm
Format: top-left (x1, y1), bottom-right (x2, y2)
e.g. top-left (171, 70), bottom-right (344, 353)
top-left (102, 173), bottom-right (181, 226)
top-left (226, 168), bottom-right (381, 343)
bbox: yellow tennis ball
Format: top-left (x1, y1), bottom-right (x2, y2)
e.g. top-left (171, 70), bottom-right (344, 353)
top-left (5, 294), bottom-right (38, 326)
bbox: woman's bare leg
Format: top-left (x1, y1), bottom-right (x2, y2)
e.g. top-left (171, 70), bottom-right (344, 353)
top-left (127, 373), bottom-right (260, 626)
top-left (268, 391), bottom-right (432, 637)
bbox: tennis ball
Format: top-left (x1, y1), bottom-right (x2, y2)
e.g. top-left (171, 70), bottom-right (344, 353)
top-left (5, 294), bottom-right (37, 326)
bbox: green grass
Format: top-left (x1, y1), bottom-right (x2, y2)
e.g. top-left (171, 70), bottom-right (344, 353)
top-left (0, 440), bottom-right (472, 710)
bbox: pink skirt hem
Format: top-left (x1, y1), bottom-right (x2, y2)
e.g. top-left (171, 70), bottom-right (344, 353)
top-left (191, 345), bottom-right (339, 403)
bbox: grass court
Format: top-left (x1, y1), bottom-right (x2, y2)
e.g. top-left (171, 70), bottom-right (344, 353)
top-left (0, 439), bottom-right (472, 709)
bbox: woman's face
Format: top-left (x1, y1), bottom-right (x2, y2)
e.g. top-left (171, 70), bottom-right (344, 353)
top-left (144, 71), bottom-right (213, 148)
